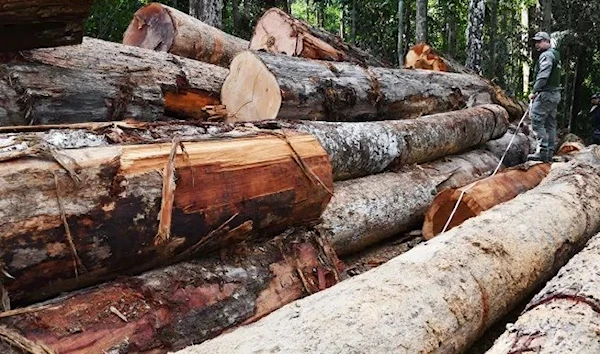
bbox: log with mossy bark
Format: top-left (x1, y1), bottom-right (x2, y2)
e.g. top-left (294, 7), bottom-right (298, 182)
top-left (250, 8), bottom-right (388, 67)
top-left (0, 126), bottom-right (332, 305)
top-left (0, 0), bottom-right (93, 52)
top-left (422, 162), bottom-right (551, 240)
top-left (221, 51), bottom-right (525, 123)
top-left (0, 229), bottom-right (342, 354)
top-left (486, 231), bottom-right (600, 354)
top-left (175, 148), bottom-right (600, 354)
top-left (0, 37), bottom-right (227, 126)
top-left (123, 3), bottom-right (249, 68)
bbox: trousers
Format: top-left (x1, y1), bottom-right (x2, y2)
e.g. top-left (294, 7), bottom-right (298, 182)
top-left (530, 91), bottom-right (561, 155)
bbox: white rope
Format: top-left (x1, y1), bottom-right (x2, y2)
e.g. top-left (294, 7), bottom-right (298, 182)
top-left (440, 104), bottom-right (532, 235)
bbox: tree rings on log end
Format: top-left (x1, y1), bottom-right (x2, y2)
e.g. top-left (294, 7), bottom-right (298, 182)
top-left (422, 188), bottom-right (481, 240)
top-left (222, 51), bottom-right (281, 122)
top-left (123, 3), bottom-right (175, 52)
top-left (250, 8), bottom-right (301, 57)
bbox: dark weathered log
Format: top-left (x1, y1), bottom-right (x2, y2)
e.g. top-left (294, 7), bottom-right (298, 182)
top-left (0, 230), bottom-right (342, 354)
top-left (123, 3), bottom-right (249, 68)
top-left (487, 231), bottom-right (600, 354)
top-left (250, 8), bottom-right (388, 67)
top-left (175, 148), bottom-right (600, 354)
top-left (272, 104), bottom-right (509, 180)
top-left (0, 0), bottom-right (93, 52)
top-left (221, 51), bottom-right (525, 123)
top-left (320, 149), bottom-right (501, 256)
top-left (422, 162), bottom-right (551, 240)
top-left (0, 37), bottom-right (228, 126)
top-left (0, 128), bottom-right (332, 305)
top-left (482, 126), bottom-right (536, 167)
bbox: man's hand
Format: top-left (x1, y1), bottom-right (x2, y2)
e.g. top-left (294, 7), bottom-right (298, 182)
top-left (529, 92), bottom-right (537, 101)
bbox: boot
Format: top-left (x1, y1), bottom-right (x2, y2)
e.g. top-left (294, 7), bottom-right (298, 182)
top-left (527, 150), bottom-right (550, 162)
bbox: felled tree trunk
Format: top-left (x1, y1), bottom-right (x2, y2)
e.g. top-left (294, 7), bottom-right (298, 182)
top-left (0, 37), bottom-right (227, 126)
top-left (123, 3), bottom-right (248, 68)
top-left (321, 149), bottom-right (501, 256)
top-left (0, 230), bottom-right (342, 354)
top-left (175, 149), bottom-right (600, 354)
top-left (222, 51), bottom-right (525, 122)
top-left (272, 104), bottom-right (509, 180)
top-left (482, 126), bottom-right (535, 167)
top-left (250, 8), bottom-right (388, 67)
top-left (0, 127), bottom-right (332, 305)
top-left (486, 231), bottom-right (600, 354)
top-left (0, 0), bottom-right (93, 52)
top-left (422, 162), bottom-right (551, 239)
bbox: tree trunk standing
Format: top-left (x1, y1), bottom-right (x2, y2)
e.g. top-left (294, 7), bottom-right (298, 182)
top-left (0, 38), bottom-right (228, 126)
top-left (232, 0), bottom-right (240, 29)
top-left (487, 0), bottom-right (499, 79)
top-left (486, 232), bottom-right (600, 354)
top-left (0, 129), bottom-right (332, 305)
top-left (570, 48), bottom-right (587, 132)
top-left (446, 0), bottom-right (457, 57)
top-left (540, 0), bottom-right (552, 33)
top-left (350, 0), bottom-right (356, 44)
top-left (422, 162), bottom-right (551, 239)
top-left (174, 150), bottom-right (600, 354)
top-left (466, 0), bottom-right (485, 74)
top-left (123, 3), bottom-right (249, 68)
top-left (415, 0), bottom-right (427, 43)
top-left (0, 0), bottom-right (94, 52)
top-left (0, 231), bottom-right (342, 354)
top-left (221, 51), bottom-right (525, 123)
top-left (189, 0), bottom-right (223, 28)
top-left (397, 0), bottom-right (405, 66)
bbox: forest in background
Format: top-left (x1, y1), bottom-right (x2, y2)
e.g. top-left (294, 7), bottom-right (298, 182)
top-left (85, 0), bottom-right (600, 140)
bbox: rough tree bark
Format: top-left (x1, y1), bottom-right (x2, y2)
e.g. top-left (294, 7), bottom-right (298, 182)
top-left (0, 230), bottom-right (342, 354)
top-left (446, 0), bottom-right (457, 57)
top-left (540, 0), bottom-right (552, 33)
top-left (175, 148), bottom-right (600, 354)
top-left (321, 149), bottom-right (501, 256)
top-left (397, 0), bottom-right (405, 66)
top-left (482, 126), bottom-right (536, 167)
top-left (0, 0), bottom-right (93, 52)
top-left (189, 0), bottom-right (223, 28)
top-left (415, 0), bottom-right (427, 43)
top-left (221, 51), bottom-right (525, 122)
top-left (487, 0), bottom-right (499, 78)
top-left (486, 231), bottom-right (600, 353)
top-left (466, 0), bottom-right (485, 74)
top-left (273, 104), bottom-right (509, 180)
top-left (0, 37), bottom-right (228, 126)
top-left (422, 162), bottom-right (551, 239)
top-left (0, 127), bottom-right (332, 304)
top-left (250, 8), bottom-right (388, 67)
top-left (123, 3), bottom-right (249, 68)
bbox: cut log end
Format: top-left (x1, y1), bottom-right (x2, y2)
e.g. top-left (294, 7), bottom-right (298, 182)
top-left (122, 3), bottom-right (175, 52)
top-left (422, 189), bottom-right (480, 240)
top-left (557, 141), bottom-right (585, 156)
top-left (250, 8), bottom-right (300, 57)
top-left (404, 43), bottom-right (448, 72)
top-left (222, 52), bottom-right (281, 122)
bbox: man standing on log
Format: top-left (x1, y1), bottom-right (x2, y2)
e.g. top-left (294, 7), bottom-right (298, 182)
top-left (527, 31), bottom-right (562, 162)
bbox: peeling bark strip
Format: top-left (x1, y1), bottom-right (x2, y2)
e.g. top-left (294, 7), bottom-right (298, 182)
top-left (250, 8), bottom-right (388, 67)
top-left (221, 51), bottom-right (525, 123)
top-left (0, 231), bottom-right (342, 354)
top-left (0, 0), bottom-right (93, 52)
top-left (176, 150), bottom-right (600, 354)
top-left (422, 162), bottom-right (551, 240)
top-left (486, 230), bottom-right (600, 354)
top-left (0, 133), bottom-right (332, 305)
top-left (0, 37), bottom-right (227, 126)
top-left (123, 3), bottom-right (249, 68)
top-left (321, 149), bottom-right (502, 256)
top-left (275, 104), bottom-right (509, 180)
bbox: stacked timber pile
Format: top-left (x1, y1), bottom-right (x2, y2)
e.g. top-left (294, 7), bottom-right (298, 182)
top-left (3, 4), bottom-right (597, 354)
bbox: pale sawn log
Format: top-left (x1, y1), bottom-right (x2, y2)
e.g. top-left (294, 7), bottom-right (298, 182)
top-left (123, 3), bottom-right (249, 68)
top-left (422, 162), bottom-right (551, 240)
top-left (0, 0), bottom-right (93, 52)
top-left (486, 231), bottom-right (600, 354)
top-left (0, 37), bottom-right (227, 126)
top-left (0, 129), bottom-right (332, 304)
top-left (175, 148), bottom-right (600, 354)
top-left (0, 230), bottom-right (342, 354)
top-left (250, 7), bottom-right (388, 67)
top-left (221, 51), bottom-right (525, 123)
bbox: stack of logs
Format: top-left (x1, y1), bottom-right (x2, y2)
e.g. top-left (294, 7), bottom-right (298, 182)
top-left (0, 3), bottom-right (596, 354)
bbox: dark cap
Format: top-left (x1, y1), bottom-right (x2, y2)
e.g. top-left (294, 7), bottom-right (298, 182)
top-left (592, 93), bottom-right (600, 100)
top-left (532, 31), bottom-right (550, 41)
